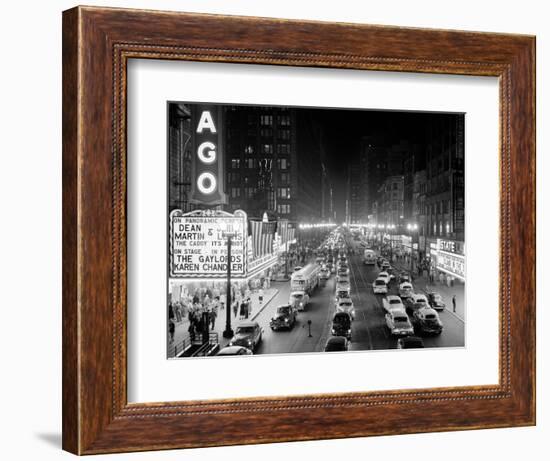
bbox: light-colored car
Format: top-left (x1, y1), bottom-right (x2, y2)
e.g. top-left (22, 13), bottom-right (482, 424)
top-left (378, 271), bottom-right (391, 284)
top-left (217, 346), bottom-right (253, 356)
top-left (228, 321), bottom-right (263, 351)
top-left (334, 288), bottom-right (351, 304)
top-left (385, 308), bottom-right (414, 336)
top-left (372, 278), bottom-right (388, 294)
top-left (404, 293), bottom-right (429, 313)
top-left (289, 291), bottom-right (310, 311)
top-left (336, 298), bottom-right (356, 320)
top-left (382, 295), bottom-right (404, 312)
top-left (399, 282), bottom-right (414, 298)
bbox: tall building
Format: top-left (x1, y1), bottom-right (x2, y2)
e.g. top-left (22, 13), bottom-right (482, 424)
top-left (224, 106), bottom-right (330, 224)
top-left (374, 175), bottom-right (404, 226)
top-left (168, 104), bottom-right (193, 213)
top-left (424, 114), bottom-right (465, 244)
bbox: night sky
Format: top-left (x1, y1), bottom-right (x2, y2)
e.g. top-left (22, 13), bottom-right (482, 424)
top-left (305, 108), bottom-right (450, 221)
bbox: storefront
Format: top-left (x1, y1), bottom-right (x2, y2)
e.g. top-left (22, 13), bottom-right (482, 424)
top-left (434, 238), bottom-right (465, 285)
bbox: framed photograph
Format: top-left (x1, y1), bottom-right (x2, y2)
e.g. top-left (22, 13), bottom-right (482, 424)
top-left (62, 6), bottom-right (535, 455)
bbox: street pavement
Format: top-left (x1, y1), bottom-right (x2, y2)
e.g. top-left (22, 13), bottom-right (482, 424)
top-left (170, 250), bottom-right (465, 357)
top-left (248, 252), bottom-right (464, 354)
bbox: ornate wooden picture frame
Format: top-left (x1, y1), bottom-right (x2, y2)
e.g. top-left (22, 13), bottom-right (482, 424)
top-left (62, 6), bottom-right (535, 455)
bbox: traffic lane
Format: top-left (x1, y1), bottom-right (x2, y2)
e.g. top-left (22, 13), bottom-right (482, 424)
top-left (348, 255), bottom-right (396, 351)
top-left (254, 277), bottom-right (335, 355)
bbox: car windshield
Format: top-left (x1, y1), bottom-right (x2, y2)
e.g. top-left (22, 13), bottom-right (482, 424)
top-left (375, 280), bottom-right (386, 285)
top-left (291, 294), bottom-right (303, 299)
top-left (394, 316), bottom-right (409, 323)
top-left (340, 302), bottom-right (352, 307)
top-left (390, 299), bottom-right (401, 304)
top-left (425, 314), bottom-right (437, 320)
top-left (236, 326), bottom-right (255, 334)
top-left (277, 307), bottom-right (290, 314)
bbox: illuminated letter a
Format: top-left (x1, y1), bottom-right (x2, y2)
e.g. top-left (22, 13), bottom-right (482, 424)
top-left (196, 111), bottom-right (217, 133)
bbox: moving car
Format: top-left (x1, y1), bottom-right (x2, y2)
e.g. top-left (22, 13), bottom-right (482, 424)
top-left (397, 336), bottom-right (425, 349)
top-left (382, 295), bottom-right (405, 312)
top-left (324, 336), bottom-right (349, 352)
top-left (404, 293), bottom-right (429, 313)
top-left (319, 267), bottom-right (330, 280)
top-left (399, 282), bottom-right (414, 298)
top-left (398, 272), bottom-right (411, 284)
top-left (412, 307), bottom-right (443, 335)
top-left (372, 278), bottom-right (388, 294)
top-left (331, 312), bottom-right (352, 340)
top-left (270, 304), bottom-right (297, 330)
top-left (335, 288), bottom-right (351, 303)
top-left (336, 280), bottom-right (351, 292)
top-left (228, 321), bottom-right (263, 351)
top-left (289, 291), bottom-right (310, 311)
top-left (336, 274), bottom-right (350, 284)
top-left (337, 266), bottom-right (350, 277)
top-left (381, 261), bottom-right (392, 272)
top-left (385, 308), bottom-right (414, 337)
top-left (427, 291), bottom-right (446, 311)
top-left (336, 298), bottom-right (356, 320)
top-left (217, 345), bottom-right (253, 356)
top-left (378, 271), bottom-right (391, 284)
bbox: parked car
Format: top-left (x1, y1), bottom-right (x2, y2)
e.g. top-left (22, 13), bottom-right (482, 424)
top-left (382, 295), bottom-right (405, 312)
top-left (404, 293), bottom-right (429, 314)
top-left (426, 291), bottom-right (446, 311)
top-left (331, 312), bottom-right (352, 340)
top-left (336, 298), bottom-right (356, 320)
top-left (324, 336), bottom-right (349, 352)
top-left (217, 346), bottom-right (253, 356)
top-left (397, 336), bottom-right (425, 349)
top-left (270, 304), bottom-right (297, 330)
top-left (385, 308), bottom-right (414, 336)
top-left (289, 291), bottom-right (309, 311)
top-left (412, 307), bottom-right (443, 335)
top-left (372, 278), bottom-right (388, 294)
top-left (228, 321), bottom-right (263, 351)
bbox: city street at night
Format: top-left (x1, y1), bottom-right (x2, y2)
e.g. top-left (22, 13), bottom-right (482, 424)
top-left (166, 102), bottom-right (466, 358)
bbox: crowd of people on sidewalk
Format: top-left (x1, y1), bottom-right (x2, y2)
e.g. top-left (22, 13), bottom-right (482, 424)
top-left (168, 274), bottom-right (274, 344)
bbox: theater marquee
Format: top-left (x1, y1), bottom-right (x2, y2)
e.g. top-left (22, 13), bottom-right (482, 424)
top-left (170, 209), bottom-right (247, 278)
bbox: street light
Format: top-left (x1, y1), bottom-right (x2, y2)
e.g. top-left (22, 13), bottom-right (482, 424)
top-left (222, 223), bottom-right (237, 339)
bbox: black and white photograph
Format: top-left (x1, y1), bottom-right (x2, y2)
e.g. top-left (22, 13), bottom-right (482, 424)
top-left (167, 102), bottom-right (465, 358)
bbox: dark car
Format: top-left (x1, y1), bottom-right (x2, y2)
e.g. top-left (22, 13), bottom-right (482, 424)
top-left (324, 336), bottom-right (349, 352)
top-left (427, 291), bottom-right (446, 311)
top-left (331, 312), bottom-right (352, 340)
top-left (397, 336), bottom-right (425, 349)
top-left (228, 321), bottom-right (263, 351)
top-left (270, 304), bottom-right (297, 330)
top-left (412, 307), bottom-right (443, 335)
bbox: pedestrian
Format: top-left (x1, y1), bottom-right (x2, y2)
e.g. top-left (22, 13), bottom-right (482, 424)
top-left (239, 300), bottom-right (246, 320)
top-left (210, 304), bottom-right (218, 330)
top-left (188, 322), bottom-right (196, 342)
top-left (452, 295), bottom-right (457, 313)
top-left (168, 303), bottom-right (175, 343)
top-left (258, 287), bottom-right (264, 305)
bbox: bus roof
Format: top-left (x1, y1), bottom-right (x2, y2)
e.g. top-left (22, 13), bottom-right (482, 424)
top-left (291, 263), bottom-right (319, 279)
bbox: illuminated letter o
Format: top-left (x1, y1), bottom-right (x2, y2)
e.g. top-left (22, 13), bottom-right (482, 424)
top-left (197, 172), bottom-right (217, 195)
top-left (197, 141), bottom-right (216, 164)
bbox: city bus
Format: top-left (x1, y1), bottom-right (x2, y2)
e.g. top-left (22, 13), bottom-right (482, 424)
top-left (290, 263), bottom-right (321, 295)
top-left (363, 249), bottom-right (377, 265)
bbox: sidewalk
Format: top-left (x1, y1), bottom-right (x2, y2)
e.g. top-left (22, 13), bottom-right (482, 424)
top-left (391, 260), bottom-right (465, 321)
top-left (169, 287), bottom-right (279, 356)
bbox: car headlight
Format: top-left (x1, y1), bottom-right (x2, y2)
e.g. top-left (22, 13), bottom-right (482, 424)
top-left (331, 328), bottom-right (336, 334)
top-left (299, 302), bottom-right (303, 307)
top-left (284, 318), bottom-right (289, 323)
top-left (247, 340), bottom-right (252, 345)
top-left (347, 329), bottom-right (351, 333)
top-left (228, 342), bottom-right (234, 346)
